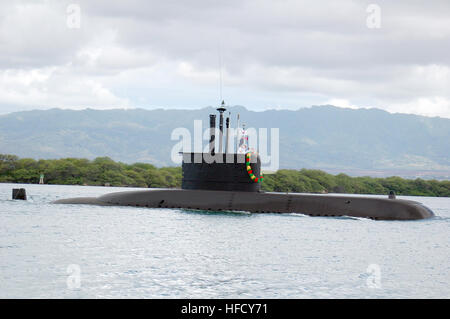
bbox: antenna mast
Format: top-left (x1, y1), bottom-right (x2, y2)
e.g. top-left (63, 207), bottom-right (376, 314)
top-left (217, 101), bottom-right (226, 153)
top-left (218, 43), bottom-right (223, 102)
top-left (225, 112), bottom-right (230, 154)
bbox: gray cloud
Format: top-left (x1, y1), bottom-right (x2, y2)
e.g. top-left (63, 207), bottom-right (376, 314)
top-left (0, 0), bottom-right (449, 117)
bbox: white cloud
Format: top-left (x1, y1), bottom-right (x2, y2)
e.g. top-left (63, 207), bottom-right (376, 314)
top-left (0, 66), bottom-right (130, 111)
top-left (387, 97), bottom-right (450, 118)
top-left (324, 99), bottom-right (359, 110)
top-left (0, 0), bottom-right (449, 118)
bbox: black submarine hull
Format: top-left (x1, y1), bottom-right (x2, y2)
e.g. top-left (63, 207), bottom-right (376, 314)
top-left (53, 189), bottom-right (434, 220)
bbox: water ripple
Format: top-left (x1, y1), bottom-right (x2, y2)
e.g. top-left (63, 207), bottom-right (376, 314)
top-left (0, 183), bottom-right (449, 298)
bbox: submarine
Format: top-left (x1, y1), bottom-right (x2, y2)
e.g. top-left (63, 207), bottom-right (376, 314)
top-left (54, 104), bottom-right (434, 221)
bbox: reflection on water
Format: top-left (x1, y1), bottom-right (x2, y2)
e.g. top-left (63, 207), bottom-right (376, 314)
top-left (0, 183), bottom-right (449, 298)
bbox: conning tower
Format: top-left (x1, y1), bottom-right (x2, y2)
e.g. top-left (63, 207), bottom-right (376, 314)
top-left (181, 106), bottom-right (262, 192)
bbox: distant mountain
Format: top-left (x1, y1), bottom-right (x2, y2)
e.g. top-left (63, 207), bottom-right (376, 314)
top-left (1, 106), bottom-right (449, 176)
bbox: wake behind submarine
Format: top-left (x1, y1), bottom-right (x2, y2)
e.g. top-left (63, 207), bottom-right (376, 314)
top-left (54, 104), bottom-right (434, 221)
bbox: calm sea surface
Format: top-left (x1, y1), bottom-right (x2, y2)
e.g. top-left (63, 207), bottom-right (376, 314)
top-left (0, 183), bottom-right (449, 298)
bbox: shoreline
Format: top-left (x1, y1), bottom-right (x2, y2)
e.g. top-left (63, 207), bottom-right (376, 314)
top-left (1, 181), bottom-right (448, 198)
top-left (1, 154), bottom-right (449, 197)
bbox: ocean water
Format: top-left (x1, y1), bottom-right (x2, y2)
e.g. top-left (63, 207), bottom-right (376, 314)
top-left (0, 183), bottom-right (449, 299)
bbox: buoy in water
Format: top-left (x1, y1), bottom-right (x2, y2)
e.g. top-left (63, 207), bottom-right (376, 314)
top-left (12, 188), bottom-right (27, 200)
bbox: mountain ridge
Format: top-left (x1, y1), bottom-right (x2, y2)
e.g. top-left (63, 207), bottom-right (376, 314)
top-left (1, 105), bottom-right (449, 176)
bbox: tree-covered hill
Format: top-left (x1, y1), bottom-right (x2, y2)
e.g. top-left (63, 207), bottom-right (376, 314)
top-left (0, 106), bottom-right (449, 173)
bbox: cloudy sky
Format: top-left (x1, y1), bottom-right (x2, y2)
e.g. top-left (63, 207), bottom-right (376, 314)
top-left (1, 0), bottom-right (450, 117)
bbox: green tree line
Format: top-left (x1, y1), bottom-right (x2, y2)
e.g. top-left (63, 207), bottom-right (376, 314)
top-left (0, 154), bottom-right (181, 188)
top-left (1, 154), bottom-right (449, 197)
top-left (262, 169), bottom-right (450, 197)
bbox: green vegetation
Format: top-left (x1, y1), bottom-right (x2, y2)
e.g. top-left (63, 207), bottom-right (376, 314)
top-left (1, 154), bottom-right (449, 197)
top-left (0, 154), bottom-right (181, 188)
top-left (262, 169), bottom-right (450, 197)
